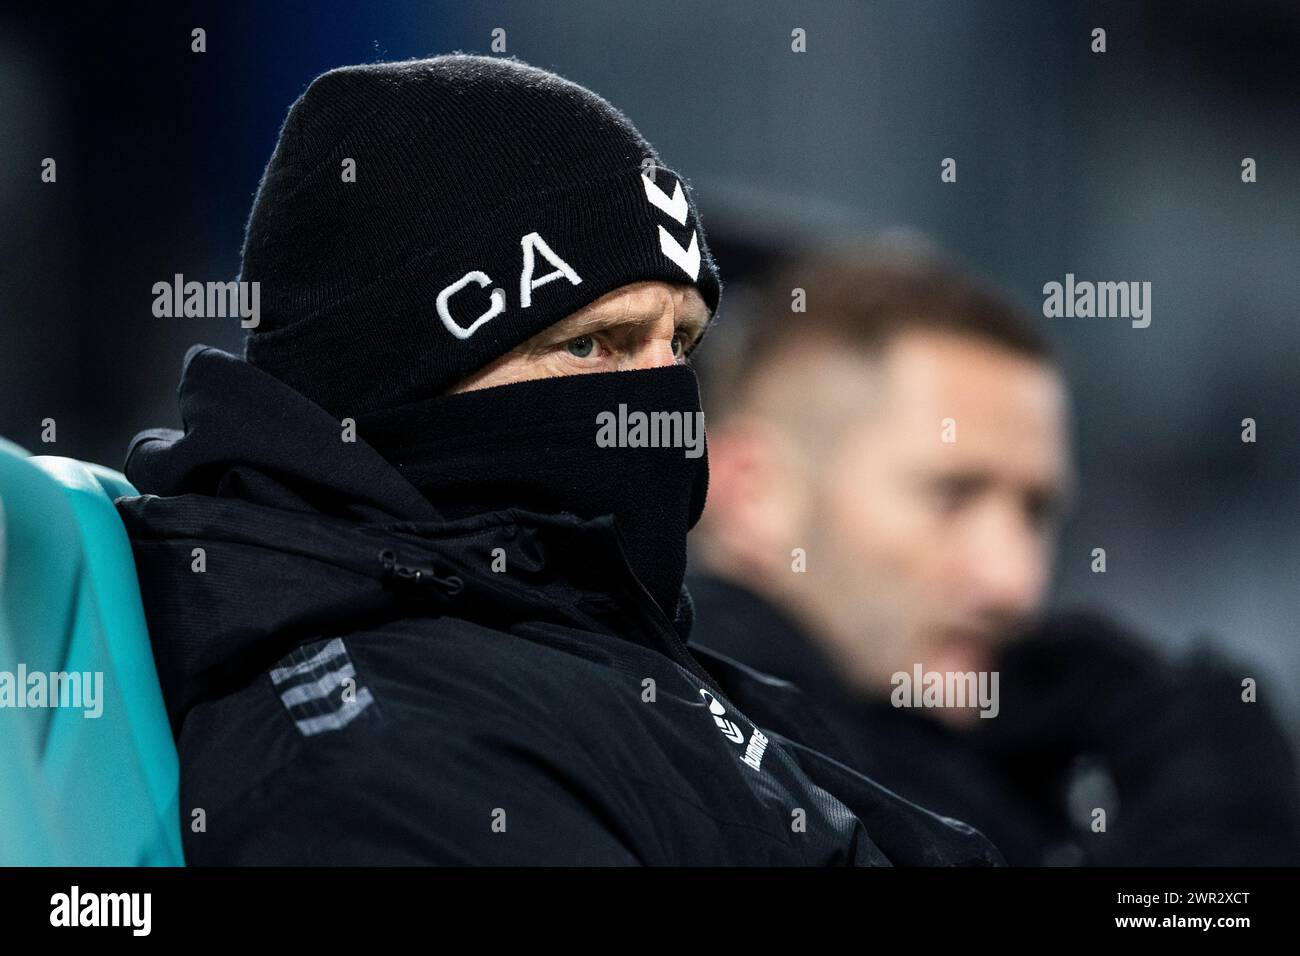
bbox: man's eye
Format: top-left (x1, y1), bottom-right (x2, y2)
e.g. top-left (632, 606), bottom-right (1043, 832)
top-left (1025, 493), bottom-right (1061, 532)
top-left (565, 336), bottom-right (596, 358)
top-left (930, 478), bottom-right (977, 513)
top-left (929, 486), bottom-right (959, 512)
top-left (671, 334), bottom-right (685, 358)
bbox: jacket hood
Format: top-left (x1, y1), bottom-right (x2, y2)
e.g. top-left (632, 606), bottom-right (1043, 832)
top-left (118, 346), bottom-right (704, 733)
top-left (125, 345), bottom-right (438, 523)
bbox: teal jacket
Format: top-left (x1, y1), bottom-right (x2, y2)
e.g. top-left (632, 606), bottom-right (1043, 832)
top-left (0, 436), bottom-right (182, 865)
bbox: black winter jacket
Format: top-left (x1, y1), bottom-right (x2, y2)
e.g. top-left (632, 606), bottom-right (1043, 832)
top-left (689, 574), bottom-right (1300, 866)
top-left (116, 346), bottom-right (1003, 866)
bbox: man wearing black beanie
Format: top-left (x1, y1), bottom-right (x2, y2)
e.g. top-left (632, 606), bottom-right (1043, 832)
top-left (117, 55), bottom-right (1003, 865)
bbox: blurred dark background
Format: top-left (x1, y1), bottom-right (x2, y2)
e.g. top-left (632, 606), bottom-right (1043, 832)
top-left (2, 1), bottom-right (1297, 732)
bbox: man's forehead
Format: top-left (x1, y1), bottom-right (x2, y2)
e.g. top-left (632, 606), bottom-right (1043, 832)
top-left (878, 333), bottom-right (1064, 415)
top-left (558, 282), bottom-right (710, 334)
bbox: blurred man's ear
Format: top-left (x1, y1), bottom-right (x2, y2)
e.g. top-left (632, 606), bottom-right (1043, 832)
top-left (699, 414), bottom-right (814, 583)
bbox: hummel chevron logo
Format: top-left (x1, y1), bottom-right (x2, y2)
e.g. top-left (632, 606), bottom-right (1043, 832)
top-left (641, 171), bottom-right (701, 281)
top-left (656, 227), bottom-right (701, 282)
top-left (641, 172), bottom-right (689, 225)
top-left (699, 689), bottom-right (747, 744)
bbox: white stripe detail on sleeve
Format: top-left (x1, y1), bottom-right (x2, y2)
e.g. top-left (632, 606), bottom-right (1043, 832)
top-left (293, 687), bottom-right (376, 737)
top-left (269, 637), bottom-right (347, 685)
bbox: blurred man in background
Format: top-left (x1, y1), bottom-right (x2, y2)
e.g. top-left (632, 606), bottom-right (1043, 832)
top-left (691, 237), bottom-right (1300, 864)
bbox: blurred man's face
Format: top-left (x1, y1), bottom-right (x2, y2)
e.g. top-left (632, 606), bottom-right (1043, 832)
top-left (711, 328), bottom-right (1071, 714)
top-left (803, 330), bottom-right (1072, 697)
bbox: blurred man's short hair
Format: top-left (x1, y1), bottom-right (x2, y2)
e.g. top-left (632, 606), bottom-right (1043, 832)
top-left (708, 234), bottom-right (1053, 420)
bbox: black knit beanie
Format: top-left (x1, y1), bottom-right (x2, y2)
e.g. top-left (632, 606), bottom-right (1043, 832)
top-left (239, 54), bottom-right (721, 420)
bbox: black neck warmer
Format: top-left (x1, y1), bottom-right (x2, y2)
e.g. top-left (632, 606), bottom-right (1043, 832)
top-left (356, 364), bottom-right (709, 618)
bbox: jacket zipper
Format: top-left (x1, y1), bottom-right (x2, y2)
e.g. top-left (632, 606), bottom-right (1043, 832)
top-left (604, 533), bottom-right (724, 696)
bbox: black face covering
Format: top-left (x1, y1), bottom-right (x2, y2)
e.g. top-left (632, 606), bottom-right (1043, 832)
top-left (356, 364), bottom-right (709, 618)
